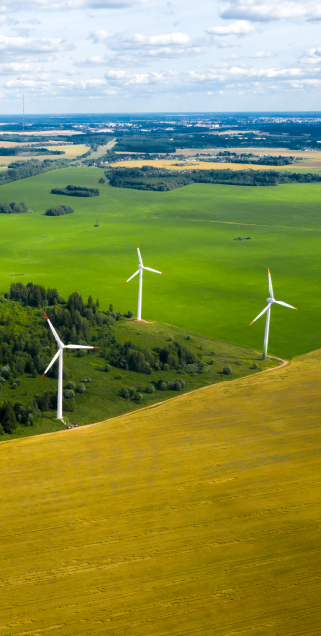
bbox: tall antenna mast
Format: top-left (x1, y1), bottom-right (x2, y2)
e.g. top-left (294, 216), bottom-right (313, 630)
top-left (23, 94), bottom-right (24, 133)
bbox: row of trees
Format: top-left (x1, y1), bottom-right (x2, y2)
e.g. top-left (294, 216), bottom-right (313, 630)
top-left (51, 185), bottom-right (99, 197)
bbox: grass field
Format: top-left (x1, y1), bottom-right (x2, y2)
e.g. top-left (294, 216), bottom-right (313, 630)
top-left (1, 347), bottom-right (321, 634)
top-left (0, 166), bottom-right (320, 360)
top-left (0, 315), bottom-right (275, 440)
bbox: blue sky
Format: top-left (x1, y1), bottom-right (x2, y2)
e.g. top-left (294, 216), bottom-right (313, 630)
top-left (0, 0), bottom-right (321, 113)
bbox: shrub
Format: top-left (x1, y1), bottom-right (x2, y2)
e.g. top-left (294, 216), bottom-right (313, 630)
top-left (135, 392), bottom-right (143, 403)
top-left (0, 365), bottom-right (10, 379)
top-left (174, 381), bottom-right (181, 391)
top-left (162, 363), bottom-right (169, 371)
top-left (83, 376), bottom-right (92, 382)
top-left (0, 423), bottom-right (4, 434)
top-left (168, 336), bottom-right (174, 342)
top-left (127, 310), bottom-right (134, 318)
top-left (129, 386), bottom-right (136, 398)
top-left (186, 335), bottom-right (191, 340)
top-left (0, 201), bottom-right (28, 214)
top-left (77, 349), bottom-right (87, 358)
top-left (115, 374), bottom-right (122, 380)
top-left (105, 364), bottom-right (111, 372)
top-left (179, 379), bottom-right (185, 388)
top-left (64, 389), bottom-right (75, 399)
top-left (121, 388), bottom-right (130, 398)
top-left (67, 381), bottom-right (76, 390)
top-left (77, 383), bottom-right (85, 393)
top-left (11, 382), bottom-right (17, 389)
top-left (223, 365), bottom-right (232, 375)
top-left (45, 205), bottom-right (74, 217)
top-left (252, 362), bottom-right (258, 369)
top-left (146, 384), bottom-right (155, 394)
top-left (158, 381), bottom-right (167, 391)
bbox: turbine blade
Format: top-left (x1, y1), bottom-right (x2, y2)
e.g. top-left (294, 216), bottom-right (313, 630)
top-left (143, 266), bottom-right (166, 275)
top-left (137, 243), bottom-right (143, 265)
top-left (275, 300), bottom-right (297, 310)
top-left (123, 269), bottom-right (140, 285)
top-left (41, 349), bottom-right (60, 379)
top-left (268, 268), bottom-right (274, 298)
top-left (250, 305), bottom-right (269, 325)
top-left (44, 312), bottom-right (63, 346)
top-left (65, 345), bottom-right (100, 349)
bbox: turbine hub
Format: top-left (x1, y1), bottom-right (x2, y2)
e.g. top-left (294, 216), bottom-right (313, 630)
top-left (266, 297), bottom-right (274, 304)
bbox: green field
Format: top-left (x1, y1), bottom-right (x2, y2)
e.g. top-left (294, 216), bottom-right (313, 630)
top-left (0, 166), bottom-right (320, 359)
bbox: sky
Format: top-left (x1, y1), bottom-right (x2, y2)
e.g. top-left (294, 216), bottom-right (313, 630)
top-left (0, 0), bottom-right (321, 113)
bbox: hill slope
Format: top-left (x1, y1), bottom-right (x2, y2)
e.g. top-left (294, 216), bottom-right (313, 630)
top-left (0, 349), bottom-right (321, 634)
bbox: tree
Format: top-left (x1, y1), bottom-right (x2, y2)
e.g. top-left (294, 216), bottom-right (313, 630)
top-left (1, 401), bottom-right (17, 433)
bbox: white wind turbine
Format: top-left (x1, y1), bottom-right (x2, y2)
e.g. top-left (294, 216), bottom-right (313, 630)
top-left (123, 243), bottom-right (166, 321)
top-left (41, 312), bottom-right (100, 421)
top-left (250, 268), bottom-right (297, 359)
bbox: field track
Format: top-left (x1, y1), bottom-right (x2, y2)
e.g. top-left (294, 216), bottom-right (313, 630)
top-left (1, 348), bottom-right (321, 634)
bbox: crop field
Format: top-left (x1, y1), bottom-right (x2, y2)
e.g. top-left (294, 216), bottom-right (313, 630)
top-left (0, 144), bottom-right (89, 165)
top-left (0, 166), bottom-right (320, 360)
top-left (110, 157), bottom-right (321, 173)
top-left (1, 347), bottom-right (321, 634)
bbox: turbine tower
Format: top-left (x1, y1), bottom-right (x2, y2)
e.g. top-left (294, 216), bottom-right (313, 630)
top-left (42, 312), bottom-right (100, 421)
top-left (123, 244), bottom-right (166, 321)
top-left (250, 268), bottom-right (297, 359)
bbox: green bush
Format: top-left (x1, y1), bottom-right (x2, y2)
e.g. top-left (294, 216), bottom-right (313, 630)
top-left (105, 364), bottom-right (111, 372)
top-left (129, 386), bottom-right (136, 398)
top-left (158, 381), bottom-right (167, 391)
top-left (64, 389), bottom-right (75, 399)
top-left (121, 388), bottom-right (130, 398)
top-left (67, 381), bottom-right (76, 390)
top-left (135, 392), bottom-right (143, 403)
top-left (146, 384), bottom-right (155, 394)
top-left (45, 205), bottom-right (74, 217)
top-left (77, 383), bottom-right (85, 393)
top-left (223, 365), bottom-right (232, 375)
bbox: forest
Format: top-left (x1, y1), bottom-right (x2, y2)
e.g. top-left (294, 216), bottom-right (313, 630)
top-left (108, 166), bottom-right (321, 191)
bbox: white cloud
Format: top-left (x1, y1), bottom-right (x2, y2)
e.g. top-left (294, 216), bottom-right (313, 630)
top-left (251, 51), bottom-right (273, 58)
top-left (88, 30), bottom-right (201, 61)
top-left (299, 47), bottom-right (321, 63)
top-left (133, 32), bottom-right (190, 46)
top-left (0, 0), bottom-right (148, 11)
top-left (0, 35), bottom-right (72, 55)
top-left (220, 0), bottom-right (321, 22)
top-left (207, 20), bottom-right (255, 35)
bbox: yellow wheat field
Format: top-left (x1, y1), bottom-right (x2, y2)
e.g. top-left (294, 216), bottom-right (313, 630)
top-left (0, 144), bottom-right (89, 166)
top-left (1, 350), bottom-right (321, 634)
top-left (110, 158), bottom-right (315, 171)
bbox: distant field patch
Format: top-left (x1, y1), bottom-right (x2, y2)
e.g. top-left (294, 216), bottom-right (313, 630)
top-left (110, 158), bottom-right (320, 173)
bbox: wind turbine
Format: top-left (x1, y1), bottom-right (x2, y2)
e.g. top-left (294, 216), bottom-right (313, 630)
top-left (123, 244), bottom-right (166, 321)
top-left (250, 268), bottom-right (297, 359)
top-left (41, 312), bottom-right (100, 421)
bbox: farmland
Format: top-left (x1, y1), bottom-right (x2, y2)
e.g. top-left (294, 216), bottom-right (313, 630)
top-left (0, 166), bottom-right (320, 360)
top-left (1, 347), bottom-right (321, 634)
